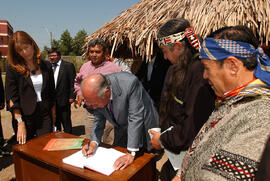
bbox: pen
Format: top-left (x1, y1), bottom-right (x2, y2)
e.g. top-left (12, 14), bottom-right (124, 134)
top-left (161, 126), bottom-right (174, 134)
top-left (86, 140), bottom-right (90, 152)
top-left (85, 140), bottom-right (98, 157)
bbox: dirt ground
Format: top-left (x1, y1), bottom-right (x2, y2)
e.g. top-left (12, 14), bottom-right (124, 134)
top-left (0, 106), bottom-right (167, 181)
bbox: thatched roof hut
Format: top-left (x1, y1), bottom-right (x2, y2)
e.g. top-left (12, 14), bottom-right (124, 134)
top-left (85, 0), bottom-right (270, 61)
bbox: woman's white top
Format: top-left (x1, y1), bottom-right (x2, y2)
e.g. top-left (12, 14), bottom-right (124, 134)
top-left (30, 73), bottom-right (43, 102)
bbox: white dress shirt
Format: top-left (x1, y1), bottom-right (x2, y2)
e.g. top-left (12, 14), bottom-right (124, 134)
top-left (53, 59), bottom-right (62, 87)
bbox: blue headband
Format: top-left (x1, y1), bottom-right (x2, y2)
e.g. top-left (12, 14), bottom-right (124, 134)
top-left (200, 37), bottom-right (270, 86)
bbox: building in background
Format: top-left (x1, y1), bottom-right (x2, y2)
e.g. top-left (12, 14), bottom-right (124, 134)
top-left (0, 20), bottom-right (13, 58)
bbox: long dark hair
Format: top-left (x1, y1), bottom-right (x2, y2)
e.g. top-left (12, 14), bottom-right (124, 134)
top-left (158, 18), bottom-right (199, 125)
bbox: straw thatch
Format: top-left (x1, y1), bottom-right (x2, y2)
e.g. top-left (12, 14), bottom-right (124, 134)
top-left (85, 0), bottom-right (270, 61)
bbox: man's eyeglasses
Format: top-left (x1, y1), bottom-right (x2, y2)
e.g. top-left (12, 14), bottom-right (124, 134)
top-left (49, 54), bottom-right (58, 57)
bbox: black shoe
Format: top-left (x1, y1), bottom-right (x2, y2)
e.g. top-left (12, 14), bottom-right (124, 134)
top-left (0, 147), bottom-right (11, 156)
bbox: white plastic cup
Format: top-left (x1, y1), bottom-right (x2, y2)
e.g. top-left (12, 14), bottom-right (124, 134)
top-left (148, 128), bottom-right (161, 139)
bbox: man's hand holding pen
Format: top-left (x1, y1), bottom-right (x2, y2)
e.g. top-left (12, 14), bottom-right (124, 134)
top-left (82, 141), bottom-right (97, 157)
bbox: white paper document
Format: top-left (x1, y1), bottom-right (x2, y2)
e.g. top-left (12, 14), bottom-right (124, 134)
top-left (62, 147), bottom-right (125, 176)
top-left (164, 149), bottom-right (187, 171)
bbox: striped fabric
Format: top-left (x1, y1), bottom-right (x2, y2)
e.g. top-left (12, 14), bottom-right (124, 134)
top-left (200, 38), bottom-right (270, 86)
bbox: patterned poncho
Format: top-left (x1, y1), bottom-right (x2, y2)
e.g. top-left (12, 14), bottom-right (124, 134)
top-left (180, 79), bottom-right (270, 181)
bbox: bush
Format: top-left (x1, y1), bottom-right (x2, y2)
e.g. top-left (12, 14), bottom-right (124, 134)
top-left (61, 56), bottom-right (87, 72)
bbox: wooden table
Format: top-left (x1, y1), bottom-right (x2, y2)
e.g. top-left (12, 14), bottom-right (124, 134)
top-left (13, 132), bottom-right (156, 181)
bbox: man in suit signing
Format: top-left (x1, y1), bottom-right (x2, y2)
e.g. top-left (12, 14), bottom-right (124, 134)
top-left (48, 48), bottom-right (76, 133)
top-left (81, 72), bottom-right (159, 170)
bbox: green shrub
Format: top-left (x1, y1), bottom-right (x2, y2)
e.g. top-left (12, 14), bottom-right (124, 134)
top-left (62, 56), bottom-right (87, 72)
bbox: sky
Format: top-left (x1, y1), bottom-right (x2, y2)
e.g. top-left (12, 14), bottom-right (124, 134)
top-left (0, 0), bottom-right (141, 50)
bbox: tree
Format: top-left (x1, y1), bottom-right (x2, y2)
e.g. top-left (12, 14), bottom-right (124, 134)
top-left (42, 29), bottom-right (88, 56)
top-left (59, 30), bottom-right (73, 55)
top-left (41, 45), bottom-right (50, 60)
top-left (72, 29), bottom-right (87, 56)
top-left (43, 45), bottom-right (50, 52)
top-left (51, 39), bottom-right (60, 49)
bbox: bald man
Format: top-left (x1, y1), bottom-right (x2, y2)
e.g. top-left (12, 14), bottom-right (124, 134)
top-left (81, 72), bottom-right (159, 170)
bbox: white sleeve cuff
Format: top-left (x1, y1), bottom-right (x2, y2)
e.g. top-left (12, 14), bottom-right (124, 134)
top-left (91, 141), bottom-right (99, 147)
top-left (127, 147), bottom-right (139, 152)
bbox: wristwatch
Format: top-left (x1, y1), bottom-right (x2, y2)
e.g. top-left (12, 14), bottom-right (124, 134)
top-left (17, 117), bottom-right (23, 123)
top-left (127, 150), bottom-right (136, 157)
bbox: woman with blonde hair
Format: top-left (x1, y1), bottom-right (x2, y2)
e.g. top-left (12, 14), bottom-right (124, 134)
top-left (6, 31), bottom-right (55, 144)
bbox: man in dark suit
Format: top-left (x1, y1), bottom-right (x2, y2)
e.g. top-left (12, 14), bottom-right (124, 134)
top-left (48, 48), bottom-right (76, 133)
top-left (81, 72), bottom-right (159, 170)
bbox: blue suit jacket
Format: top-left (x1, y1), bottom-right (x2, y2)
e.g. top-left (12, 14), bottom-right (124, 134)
top-left (91, 72), bottom-right (159, 151)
